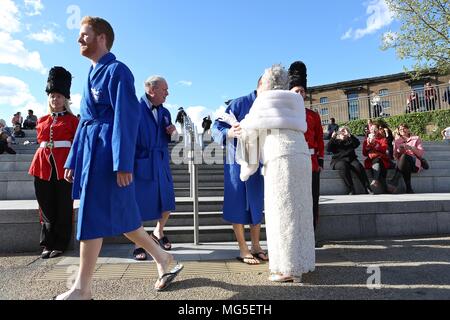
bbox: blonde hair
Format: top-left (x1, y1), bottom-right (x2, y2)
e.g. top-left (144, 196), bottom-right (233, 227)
top-left (47, 96), bottom-right (74, 115)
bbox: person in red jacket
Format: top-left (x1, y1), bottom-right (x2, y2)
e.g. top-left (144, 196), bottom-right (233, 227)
top-left (362, 122), bottom-right (391, 193)
top-left (288, 61), bottom-right (324, 236)
top-left (29, 67), bottom-right (79, 259)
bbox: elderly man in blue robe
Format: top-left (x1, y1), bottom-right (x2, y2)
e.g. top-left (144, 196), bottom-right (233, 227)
top-left (211, 79), bottom-right (268, 264)
top-left (133, 76), bottom-right (177, 260)
top-left (55, 17), bottom-right (182, 300)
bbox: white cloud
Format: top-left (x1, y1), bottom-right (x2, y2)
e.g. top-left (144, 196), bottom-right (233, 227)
top-left (28, 29), bottom-right (64, 44)
top-left (184, 105), bottom-right (227, 133)
top-left (341, 0), bottom-right (394, 40)
top-left (341, 28), bottom-right (353, 40)
top-left (0, 76), bottom-right (46, 118)
top-left (177, 80), bottom-right (193, 87)
top-left (0, 0), bottom-right (21, 33)
top-left (164, 103), bottom-right (224, 133)
top-left (212, 106), bottom-right (226, 122)
top-left (0, 32), bottom-right (46, 74)
top-left (70, 93), bottom-right (82, 116)
top-left (185, 106), bottom-right (210, 131)
top-left (24, 0), bottom-right (44, 16)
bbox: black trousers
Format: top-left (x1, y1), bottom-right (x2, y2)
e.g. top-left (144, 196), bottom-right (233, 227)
top-left (34, 158), bottom-right (73, 251)
top-left (312, 171), bottom-right (320, 231)
top-left (391, 154), bottom-right (418, 191)
top-left (371, 158), bottom-right (387, 189)
top-left (333, 159), bottom-right (370, 192)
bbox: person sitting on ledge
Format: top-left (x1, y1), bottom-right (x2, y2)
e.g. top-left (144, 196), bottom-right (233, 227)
top-left (327, 126), bottom-right (373, 195)
top-left (387, 123), bottom-right (425, 194)
top-left (362, 122), bottom-right (390, 193)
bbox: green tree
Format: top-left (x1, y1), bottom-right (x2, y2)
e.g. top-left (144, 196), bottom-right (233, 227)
top-left (382, 0), bottom-right (450, 76)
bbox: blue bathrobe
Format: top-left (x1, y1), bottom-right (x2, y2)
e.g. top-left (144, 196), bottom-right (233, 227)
top-left (65, 52), bottom-right (142, 240)
top-left (211, 91), bottom-right (264, 225)
top-left (134, 95), bottom-right (176, 221)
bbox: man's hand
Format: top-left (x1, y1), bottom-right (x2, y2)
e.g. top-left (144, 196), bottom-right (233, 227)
top-left (64, 169), bottom-right (74, 183)
top-left (117, 172), bottom-right (133, 187)
top-left (227, 123), bottom-right (241, 138)
top-left (166, 124), bottom-right (177, 135)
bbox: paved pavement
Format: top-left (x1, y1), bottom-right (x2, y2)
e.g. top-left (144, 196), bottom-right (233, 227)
top-left (1, 236), bottom-right (450, 302)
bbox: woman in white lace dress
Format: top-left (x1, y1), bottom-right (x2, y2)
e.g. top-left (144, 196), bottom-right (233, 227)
top-left (238, 64), bottom-right (315, 282)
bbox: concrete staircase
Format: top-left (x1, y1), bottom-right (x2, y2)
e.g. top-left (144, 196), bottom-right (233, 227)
top-left (1, 130), bottom-right (450, 252)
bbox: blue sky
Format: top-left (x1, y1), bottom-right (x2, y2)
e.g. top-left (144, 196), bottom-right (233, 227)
top-left (0, 0), bottom-right (409, 129)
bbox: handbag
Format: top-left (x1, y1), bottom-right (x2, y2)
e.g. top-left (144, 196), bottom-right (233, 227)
top-left (419, 157), bottom-right (429, 170)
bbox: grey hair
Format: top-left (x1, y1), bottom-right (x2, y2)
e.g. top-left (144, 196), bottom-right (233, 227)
top-left (0, 119), bottom-right (6, 127)
top-left (144, 75), bottom-right (166, 88)
top-left (260, 64), bottom-right (289, 91)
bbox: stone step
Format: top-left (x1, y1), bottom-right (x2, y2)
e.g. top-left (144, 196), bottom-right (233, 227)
top-left (9, 149), bottom-right (37, 155)
top-left (174, 188), bottom-right (224, 197)
top-left (2, 167), bottom-right (449, 200)
top-left (15, 167), bottom-right (450, 181)
top-left (322, 150), bottom-right (450, 159)
top-left (3, 159), bottom-right (449, 172)
top-left (104, 225), bottom-right (268, 245)
top-left (2, 194), bottom-right (450, 252)
top-left (0, 154), bottom-right (34, 162)
top-left (142, 211), bottom-right (225, 227)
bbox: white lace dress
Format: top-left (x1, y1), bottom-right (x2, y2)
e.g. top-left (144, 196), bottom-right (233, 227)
top-left (261, 129), bottom-right (316, 277)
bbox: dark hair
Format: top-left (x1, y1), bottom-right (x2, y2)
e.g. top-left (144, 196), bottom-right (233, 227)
top-left (81, 16), bottom-right (115, 50)
top-left (330, 117), bottom-right (335, 123)
top-left (398, 123), bottom-right (409, 129)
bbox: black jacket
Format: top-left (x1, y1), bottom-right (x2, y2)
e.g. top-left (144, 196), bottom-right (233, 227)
top-left (327, 135), bottom-right (360, 168)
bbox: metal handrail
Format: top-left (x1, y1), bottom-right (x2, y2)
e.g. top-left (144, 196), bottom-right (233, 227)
top-left (177, 109), bottom-right (200, 245)
top-left (309, 83), bottom-right (450, 125)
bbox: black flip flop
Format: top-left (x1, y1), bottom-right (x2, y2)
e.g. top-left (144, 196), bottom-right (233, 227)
top-left (133, 247), bottom-right (147, 261)
top-left (155, 263), bottom-right (184, 292)
top-left (236, 256), bottom-right (260, 265)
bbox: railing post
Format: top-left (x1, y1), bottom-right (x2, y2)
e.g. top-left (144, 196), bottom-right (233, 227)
top-left (183, 114), bottom-right (200, 245)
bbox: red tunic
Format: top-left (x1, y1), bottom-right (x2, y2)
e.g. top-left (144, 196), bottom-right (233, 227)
top-left (29, 113), bottom-right (79, 181)
top-left (362, 135), bottom-right (391, 169)
top-left (304, 109), bottom-right (324, 172)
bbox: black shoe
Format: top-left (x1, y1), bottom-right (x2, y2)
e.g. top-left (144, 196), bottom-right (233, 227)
top-left (365, 186), bottom-right (374, 195)
top-left (315, 241), bottom-right (324, 248)
top-left (406, 188), bottom-right (415, 194)
top-left (387, 184), bottom-right (398, 194)
top-left (41, 248), bottom-right (51, 259)
top-left (348, 188), bottom-right (356, 195)
top-left (49, 250), bottom-right (63, 258)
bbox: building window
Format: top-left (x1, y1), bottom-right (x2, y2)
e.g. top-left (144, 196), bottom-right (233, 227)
top-left (320, 97), bottom-right (328, 104)
top-left (379, 89), bottom-right (390, 111)
top-left (347, 93), bottom-right (359, 121)
top-left (320, 108), bottom-right (329, 116)
top-left (411, 84), bottom-right (426, 111)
